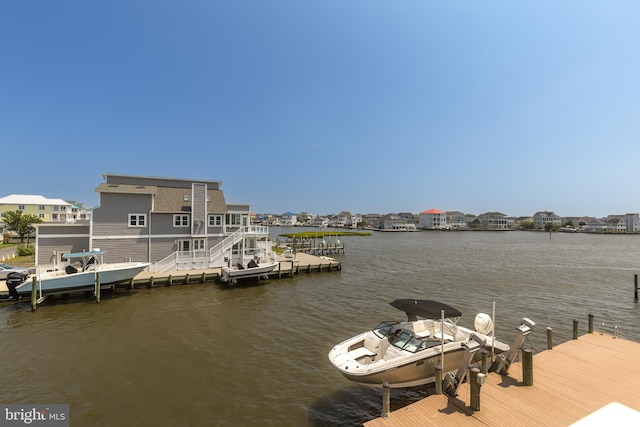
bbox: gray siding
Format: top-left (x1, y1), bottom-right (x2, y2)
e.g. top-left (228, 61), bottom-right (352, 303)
top-left (93, 193), bottom-right (152, 237)
top-left (192, 183), bottom-right (207, 236)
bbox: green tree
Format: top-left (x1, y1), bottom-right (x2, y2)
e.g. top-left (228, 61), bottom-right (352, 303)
top-left (0, 210), bottom-right (42, 244)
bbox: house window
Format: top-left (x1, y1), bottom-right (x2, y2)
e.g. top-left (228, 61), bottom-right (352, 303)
top-left (174, 215), bottom-right (190, 227)
top-left (226, 213), bottom-right (241, 226)
top-left (129, 214), bottom-right (146, 227)
top-left (39, 205), bottom-right (45, 210)
top-left (193, 239), bottom-right (205, 250)
top-left (208, 215), bottom-right (223, 226)
top-left (18, 205), bottom-right (25, 210)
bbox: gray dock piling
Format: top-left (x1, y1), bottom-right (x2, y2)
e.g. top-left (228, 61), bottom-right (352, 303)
top-left (381, 381), bottom-right (390, 418)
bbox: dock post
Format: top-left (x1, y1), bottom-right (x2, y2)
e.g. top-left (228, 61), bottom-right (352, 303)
top-left (381, 381), bottom-right (391, 418)
top-left (469, 367), bottom-right (483, 411)
top-left (481, 349), bottom-right (489, 374)
top-left (201, 272), bottom-right (206, 283)
top-left (31, 276), bottom-right (38, 312)
top-left (635, 274), bottom-right (638, 301)
top-left (546, 326), bottom-right (553, 350)
top-left (588, 314), bottom-right (594, 333)
top-left (434, 365), bottom-right (443, 395)
top-left (522, 348), bottom-right (533, 386)
top-left (95, 272), bottom-right (101, 303)
top-left (572, 320), bottom-right (579, 339)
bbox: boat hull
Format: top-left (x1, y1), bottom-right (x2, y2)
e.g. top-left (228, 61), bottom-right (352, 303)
top-left (15, 262), bottom-right (150, 294)
top-left (221, 261), bottom-right (278, 282)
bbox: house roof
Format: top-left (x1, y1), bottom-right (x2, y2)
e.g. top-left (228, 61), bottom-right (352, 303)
top-left (0, 194), bottom-right (71, 206)
top-left (95, 184), bottom-right (227, 213)
top-left (420, 209), bottom-right (445, 214)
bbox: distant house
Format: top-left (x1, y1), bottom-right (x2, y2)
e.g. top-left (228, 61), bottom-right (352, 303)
top-left (378, 214), bottom-right (417, 231)
top-left (583, 218), bottom-right (606, 233)
top-left (347, 214), bottom-right (362, 229)
top-left (445, 211), bottom-right (468, 230)
top-left (418, 209), bottom-right (447, 230)
top-left (310, 216), bottom-right (328, 227)
top-left (281, 211), bottom-right (298, 226)
top-left (477, 212), bottom-right (508, 230)
top-left (605, 216), bottom-right (627, 232)
top-left (532, 211), bottom-right (562, 229)
top-left (363, 213), bottom-right (382, 228)
top-left (35, 174), bottom-right (267, 271)
top-left (0, 194), bottom-right (85, 224)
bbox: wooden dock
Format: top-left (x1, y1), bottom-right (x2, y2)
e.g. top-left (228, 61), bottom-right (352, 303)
top-left (0, 253), bottom-right (341, 300)
top-left (364, 333), bottom-right (640, 426)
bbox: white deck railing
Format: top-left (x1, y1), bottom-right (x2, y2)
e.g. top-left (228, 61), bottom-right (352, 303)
top-left (152, 226), bottom-right (271, 273)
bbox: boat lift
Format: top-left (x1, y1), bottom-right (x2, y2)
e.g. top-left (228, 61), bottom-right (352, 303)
top-left (491, 317), bottom-right (536, 375)
top-left (443, 332), bottom-right (487, 396)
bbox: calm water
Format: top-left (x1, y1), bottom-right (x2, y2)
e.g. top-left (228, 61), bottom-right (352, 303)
top-left (2, 230), bottom-right (640, 426)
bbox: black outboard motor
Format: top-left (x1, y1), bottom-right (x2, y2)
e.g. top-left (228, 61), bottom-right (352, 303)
top-left (6, 271), bottom-right (28, 299)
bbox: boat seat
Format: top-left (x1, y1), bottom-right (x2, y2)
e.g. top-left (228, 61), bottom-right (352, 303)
top-left (412, 320), bottom-right (434, 338)
top-left (434, 332), bottom-right (454, 342)
top-left (349, 347), bottom-right (376, 360)
top-left (65, 265), bottom-right (78, 274)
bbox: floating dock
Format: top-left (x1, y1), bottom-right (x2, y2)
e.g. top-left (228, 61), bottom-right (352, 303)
top-left (364, 332), bottom-right (640, 426)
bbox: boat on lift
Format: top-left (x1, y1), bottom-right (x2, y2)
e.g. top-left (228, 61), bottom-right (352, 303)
top-left (220, 250), bottom-right (279, 284)
top-left (328, 299), bottom-right (535, 388)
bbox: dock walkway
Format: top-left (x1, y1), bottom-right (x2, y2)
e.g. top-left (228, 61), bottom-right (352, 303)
top-left (364, 333), bottom-right (640, 426)
top-left (0, 252), bottom-right (341, 296)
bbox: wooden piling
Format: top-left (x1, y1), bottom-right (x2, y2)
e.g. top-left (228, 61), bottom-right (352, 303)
top-left (381, 381), bottom-right (391, 418)
top-left (588, 314), bottom-right (593, 333)
top-left (469, 368), bottom-right (481, 411)
top-left (522, 348), bottom-right (533, 386)
top-left (546, 326), bottom-right (553, 350)
top-left (434, 365), bottom-right (443, 395)
top-left (31, 276), bottom-right (38, 312)
top-left (481, 349), bottom-right (489, 374)
top-left (573, 320), bottom-right (579, 339)
top-left (95, 272), bottom-right (101, 303)
top-left (635, 274), bottom-right (638, 301)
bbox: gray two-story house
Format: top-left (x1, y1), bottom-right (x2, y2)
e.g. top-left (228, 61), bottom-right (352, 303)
top-left (35, 174), bottom-right (268, 272)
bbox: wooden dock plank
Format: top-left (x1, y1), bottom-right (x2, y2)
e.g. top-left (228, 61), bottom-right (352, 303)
top-left (364, 333), bottom-right (640, 427)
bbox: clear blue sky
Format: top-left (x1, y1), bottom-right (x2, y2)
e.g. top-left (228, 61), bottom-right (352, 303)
top-left (2, 1), bottom-right (639, 218)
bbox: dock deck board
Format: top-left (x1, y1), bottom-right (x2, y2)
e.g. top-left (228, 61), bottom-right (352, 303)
top-left (364, 333), bottom-right (640, 426)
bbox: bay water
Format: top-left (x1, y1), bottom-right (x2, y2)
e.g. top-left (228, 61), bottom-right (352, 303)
top-left (1, 229), bottom-right (639, 426)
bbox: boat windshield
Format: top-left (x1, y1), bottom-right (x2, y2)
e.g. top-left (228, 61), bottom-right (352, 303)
top-left (372, 321), bottom-right (400, 339)
top-left (391, 330), bottom-right (445, 354)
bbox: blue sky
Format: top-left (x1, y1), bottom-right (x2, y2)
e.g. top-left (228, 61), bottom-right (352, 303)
top-left (2, 1), bottom-right (639, 218)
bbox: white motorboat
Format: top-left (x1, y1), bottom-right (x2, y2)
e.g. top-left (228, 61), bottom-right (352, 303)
top-left (328, 299), bottom-right (535, 388)
top-left (220, 250), bottom-right (279, 284)
top-left (6, 250), bottom-right (149, 298)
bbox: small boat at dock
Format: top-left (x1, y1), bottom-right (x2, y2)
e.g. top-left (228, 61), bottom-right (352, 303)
top-left (328, 299), bottom-right (535, 388)
top-left (6, 250), bottom-right (149, 298)
top-left (220, 250), bottom-right (279, 284)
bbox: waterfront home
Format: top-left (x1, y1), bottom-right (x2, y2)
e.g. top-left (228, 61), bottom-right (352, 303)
top-left (377, 214), bottom-right (417, 231)
top-left (532, 211), bottom-right (562, 229)
top-left (34, 174), bottom-right (269, 272)
top-left (418, 209), bottom-right (447, 230)
top-left (477, 212), bottom-right (508, 230)
top-left (0, 195), bottom-right (91, 230)
top-left (281, 211), bottom-right (298, 226)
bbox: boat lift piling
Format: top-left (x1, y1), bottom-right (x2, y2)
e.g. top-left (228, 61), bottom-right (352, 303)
top-left (443, 333), bottom-right (486, 397)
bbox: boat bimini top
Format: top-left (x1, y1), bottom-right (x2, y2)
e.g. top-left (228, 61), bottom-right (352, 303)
top-left (389, 299), bottom-right (462, 322)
